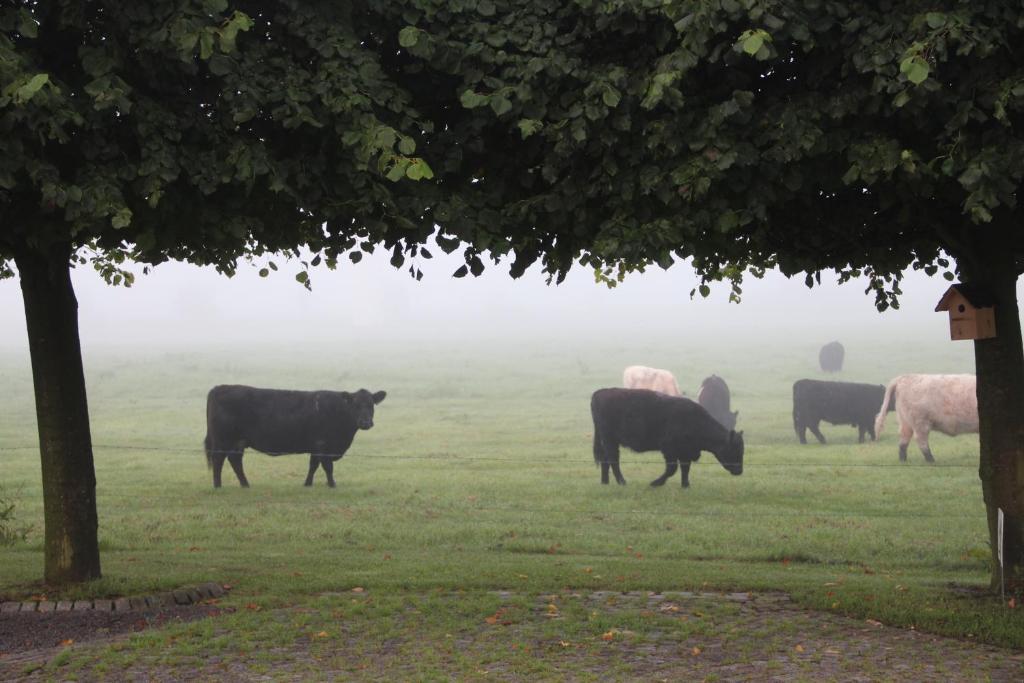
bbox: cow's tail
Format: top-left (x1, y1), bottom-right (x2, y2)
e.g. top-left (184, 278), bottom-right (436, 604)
top-left (874, 378), bottom-right (899, 437)
top-left (792, 382), bottom-right (801, 440)
top-left (204, 389), bottom-right (215, 469)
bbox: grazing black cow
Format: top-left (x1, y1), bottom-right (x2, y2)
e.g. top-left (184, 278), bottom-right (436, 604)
top-left (792, 379), bottom-right (892, 444)
top-left (204, 385), bottom-right (386, 488)
top-left (818, 341), bottom-right (845, 373)
top-left (590, 388), bottom-right (743, 488)
top-left (697, 375), bottom-right (738, 430)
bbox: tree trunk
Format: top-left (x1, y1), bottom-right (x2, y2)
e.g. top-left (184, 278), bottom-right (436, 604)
top-left (962, 234), bottom-right (1024, 595)
top-left (14, 244), bottom-right (101, 584)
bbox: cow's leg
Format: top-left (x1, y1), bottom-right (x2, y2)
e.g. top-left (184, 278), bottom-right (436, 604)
top-left (650, 453), bottom-right (678, 487)
top-left (808, 421), bottom-right (827, 444)
top-left (796, 421), bottom-right (807, 445)
top-left (210, 450), bottom-right (228, 489)
top-left (915, 428), bottom-right (935, 463)
top-left (679, 460), bottom-right (692, 488)
top-left (898, 422), bottom-right (913, 462)
top-left (606, 442), bottom-right (626, 485)
top-left (595, 432), bottom-right (610, 484)
top-left (322, 458), bottom-right (337, 488)
top-left (857, 424), bottom-right (867, 443)
top-left (304, 456), bottom-right (320, 487)
top-left (227, 451), bottom-right (250, 487)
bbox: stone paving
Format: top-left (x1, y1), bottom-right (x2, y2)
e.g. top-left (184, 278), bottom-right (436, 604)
top-left (0, 582), bottom-right (226, 614)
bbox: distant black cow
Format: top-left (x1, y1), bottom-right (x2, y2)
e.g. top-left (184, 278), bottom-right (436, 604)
top-left (590, 388), bottom-right (744, 488)
top-left (204, 385), bottom-right (386, 488)
top-left (697, 375), bottom-right (738, 430)
top-left (818, 341), bottom-right (845, 373)
top-left (792, 379), bottom-right (891, 444)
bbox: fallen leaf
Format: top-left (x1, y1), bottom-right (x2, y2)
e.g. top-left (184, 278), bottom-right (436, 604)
top-left (314, 631), bottom-right (329, 639)
top-left (188, 546), bottom-right (201, 552)
top-left (795, 644), bottom-right (805, 653)
top-left (866, 619), bottom-right (883, 627)
top-left (351, 587), bottom-right (364, 593)
top-left (245, 603), bottom-right (261, 611)
top-left (559, 640), bottom-right (570, 648)
top-left (601, 630), bottom-right (616, 641)
top-left (60, 639), bottom-right (74, 647)
top-left (582, 567), bottom-right (593, 574)
top-left (691, 646), bottom-right (701, 656)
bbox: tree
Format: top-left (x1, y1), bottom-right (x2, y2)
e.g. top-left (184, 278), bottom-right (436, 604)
top-left (5, 0), bottom-right (1023, 595)
top-left (383, 0), bottom-right (1024, 592)
top-left (0, 0), bottom-right (444, 583)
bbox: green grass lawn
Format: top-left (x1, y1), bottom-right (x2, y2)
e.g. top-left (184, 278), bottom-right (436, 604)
top-left (2, 333), bottom-right (1020, 667)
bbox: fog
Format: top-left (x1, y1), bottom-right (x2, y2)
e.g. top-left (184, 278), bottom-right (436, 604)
top-left (0, 249), bottom-right (998, 353)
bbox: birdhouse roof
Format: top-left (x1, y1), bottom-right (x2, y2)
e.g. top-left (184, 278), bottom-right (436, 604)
top-left (934, 283), bottom-right (995, 312)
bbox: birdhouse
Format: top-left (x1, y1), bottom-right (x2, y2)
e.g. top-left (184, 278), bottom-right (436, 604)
top-left (934, 284), bottom-right (996, 341)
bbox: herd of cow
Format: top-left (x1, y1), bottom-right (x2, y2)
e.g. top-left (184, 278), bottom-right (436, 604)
top-left (202, 350), bottom-right (979, 490)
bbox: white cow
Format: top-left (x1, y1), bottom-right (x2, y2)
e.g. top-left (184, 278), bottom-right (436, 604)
top-left (874, 374), bottom-right (977, 462)
top-left (622, 365), bottom-right (682, 397)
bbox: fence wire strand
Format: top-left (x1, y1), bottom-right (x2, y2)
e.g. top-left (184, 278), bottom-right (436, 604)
top-left (0, 442), bottom-right (980, 468)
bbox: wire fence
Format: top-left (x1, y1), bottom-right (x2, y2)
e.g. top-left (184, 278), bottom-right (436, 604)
top-left (0, 442), bottom-right (981, 468)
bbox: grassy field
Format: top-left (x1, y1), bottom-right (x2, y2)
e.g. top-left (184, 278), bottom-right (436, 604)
top-left (1, 332), bottom-right (1020, 676)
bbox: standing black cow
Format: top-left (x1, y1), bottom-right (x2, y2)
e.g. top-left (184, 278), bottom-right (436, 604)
top-left (590, 388), bottom-right (743, 488)
top-left (792, 379), bottom-right (892, 444)
top-left (818, 341), bottom-right (845, 373)
top-left (697, 375), bottom-right (738, 430)
top-left (204, 385), bottom-right (386, 488)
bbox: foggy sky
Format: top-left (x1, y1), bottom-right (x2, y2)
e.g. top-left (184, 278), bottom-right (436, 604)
top-left (0, 249), bottom-right (1004, 352)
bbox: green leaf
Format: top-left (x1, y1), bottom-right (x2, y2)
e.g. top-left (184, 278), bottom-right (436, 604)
top-left (200, 30), bottom-right (215, 60)
top-left (460, 90), bottom-right (488, 109)
top-left (490, 95), bottom-right (512, 116)
top-left (698, 284), bottom-right (711, 297)
top-left (601, 87), bottom-right (621, 108)
top-left (453, 264), bottom-right (469, 278)
top-left (893, 91), bottom-right (910, 108)
top-left (925, 12), bottom-right (946, 29)
top-left (349, 251), bottom-right (363, 264)
top-left (741, 33), bottom-right (764, 56)
top-left (517, 119), bottom-right (543, 139)
top-left (259, 268), bottom-right (269, 277)
top-left (208, 54), bottom-right (233, 76)
top-left (14, 73), bottom-right (49, 104)
top-left (406, 162), bottom-right (423, 180)
top-left (478, 0), bottom-right (496, 17)
top-left (900, 56), bottom-right (929, 85)
top-left (18, 9), bottom-right (38, 38)
top-left (111, 208), bottom-right (132, 229)
top-left (398, 26), bottom-right (420, 48)
top-left (398, 137), bottom-right (416, 155)
top-left (295, 271), bottom-right (309, 284)
top-left (386, 160), bottom-right (407, 182)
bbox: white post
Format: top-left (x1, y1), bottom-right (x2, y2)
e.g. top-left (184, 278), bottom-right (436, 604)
top-left (998, 508), bottom-right (1005, 599)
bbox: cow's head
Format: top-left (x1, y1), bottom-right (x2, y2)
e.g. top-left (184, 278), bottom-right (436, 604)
top-left (715, 430), bottom-right (744, 475)
top-left (352, 389), bottom-right (387, 429)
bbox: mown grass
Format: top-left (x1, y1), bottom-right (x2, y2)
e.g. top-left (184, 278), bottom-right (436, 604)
top-left (1, 333), bottom-right (1020, 674)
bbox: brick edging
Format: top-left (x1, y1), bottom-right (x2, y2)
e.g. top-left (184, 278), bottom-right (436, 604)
top-left (0, 582), bottom-right (228, 614)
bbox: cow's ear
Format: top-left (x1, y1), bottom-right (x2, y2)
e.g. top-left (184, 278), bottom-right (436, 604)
top-left (372, 390), bottom-right (387, 404)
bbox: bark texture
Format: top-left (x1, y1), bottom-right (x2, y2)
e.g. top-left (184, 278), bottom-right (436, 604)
top-left (15, 244), bottom-right (101, 584)
top-left (961, 231), bottom-right (1024, 594)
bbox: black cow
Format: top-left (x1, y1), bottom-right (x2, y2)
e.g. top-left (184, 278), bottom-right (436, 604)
top-left (818, 341), bottom-right (845, 373)
top-left (590, 388), bottom-right (744, 488)
top-left (204, 385), bottom-right (386, 488)
top-left (792, 379), bottom-right (892, 444)
top-left (697, 375), bottom-right (738, 430)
